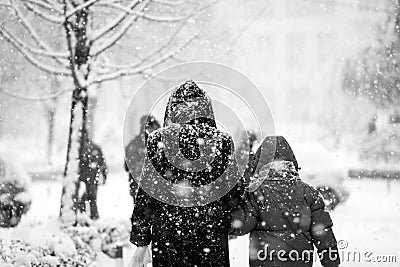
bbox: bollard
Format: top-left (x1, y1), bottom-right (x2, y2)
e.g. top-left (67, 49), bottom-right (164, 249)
top-left (387, 179), bottom-right (391, 193)
top-left (106, 244), bottom-right (124, 267)
top-left (115, 245), bottom-right (123, 267)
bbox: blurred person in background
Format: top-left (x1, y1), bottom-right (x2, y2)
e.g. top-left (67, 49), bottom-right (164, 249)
top-left (236, 130), bottom-right (258, 173)
top-left (124, 114), bottom-right (160, 202)
top-left (78, 130), bottom-right (108, 220)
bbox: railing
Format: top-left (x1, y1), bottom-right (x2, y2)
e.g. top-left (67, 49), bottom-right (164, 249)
top-left (348, 169), bottom-right (400, 180)
top-left (348, 168), bottom-right (400, 192)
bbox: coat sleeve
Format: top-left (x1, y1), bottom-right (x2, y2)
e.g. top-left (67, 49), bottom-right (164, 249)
top-left (124, 157), bottom-right (135, 192)
top-left (124, 148), bottom-right (137, 195)
top-left (124, 159), bottom-right (129, 172)
top-left (95, 147), bottom-right (108, 183)
top-left (229, 192), bottom-right (258, 236)
top-left (221, 172), bottom-right (245, 211)
top-left (304, 184), bottom-right (340, 267)
top-left (220, 136), bottom-right (246, 210)
top-left (130, 187), bottom-right (154, 246)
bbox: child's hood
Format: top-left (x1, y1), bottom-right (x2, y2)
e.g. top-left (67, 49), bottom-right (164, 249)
top-left (248, 160), bottom-right (299, 192)
top-left (245, 136), bottom-right (299, 192)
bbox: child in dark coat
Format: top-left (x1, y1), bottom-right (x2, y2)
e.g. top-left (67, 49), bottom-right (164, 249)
top-left (231, 136), bottom-right (340, 267)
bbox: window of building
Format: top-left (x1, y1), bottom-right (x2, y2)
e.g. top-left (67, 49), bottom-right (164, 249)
top-left (316, 30), bottom-right (335, 64)
top-left (285, 33), bottom-right (306, 69)
top-left (286, 0), bottom-right (336, 17)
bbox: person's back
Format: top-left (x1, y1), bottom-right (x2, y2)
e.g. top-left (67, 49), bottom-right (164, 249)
top-left (231, 136), bottom-right (340, 267)
top-left (130, 81), bottom-right (244, 266)
top-left (78, 138), bottom-right (107, 219)
top-left (79, 140), bottom-right (107, 184)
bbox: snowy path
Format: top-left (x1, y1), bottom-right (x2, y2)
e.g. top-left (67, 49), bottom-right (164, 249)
top-left (2, 173), bottom-right (400, 266)
top-left (329, 179), bottom-right (400, 266)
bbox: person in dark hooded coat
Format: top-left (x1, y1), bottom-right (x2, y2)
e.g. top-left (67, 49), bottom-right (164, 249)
top-left (124, 115), bottom-right (160, 201)
top-left (129, 81), bottom-right (245, 267)
top-left (231, 136), bottom-right (340, 267)
top-left (78, 132), bottom-right (108, 220)
top-left (236, 130), bottom-right (258, 173)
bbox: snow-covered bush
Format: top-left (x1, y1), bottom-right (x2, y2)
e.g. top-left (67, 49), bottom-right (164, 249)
top-left (0, 149), bottom-right (32, 228)
top-left (0, 182), bottom-right (32, 228)
top-left (0, 237), bottom-right (96, 267)
top-left (0, 218), bottom-right (131, 266)
top-left (64, 219), bottom-right (131, 258)
top-left (361, 126), bottom-right (400, 165)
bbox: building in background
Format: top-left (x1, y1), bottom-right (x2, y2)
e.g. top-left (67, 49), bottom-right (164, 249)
top-left (215, 0), bottom-right (389, 142)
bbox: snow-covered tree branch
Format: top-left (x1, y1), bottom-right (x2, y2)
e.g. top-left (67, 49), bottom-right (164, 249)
top-left (89, 31), bottom-right (199, 85)
top-left (99, 0), bottom-right (216, 23)
top-left (152, 0), bottom-right (186, 6)
top-left (93, 17), bottom-right (196, 72)
top-left (23, 2), bottom-right (64, 23)
top-left (24, 0), bottom-right (63, 14)
top-left (0, 26), bottom-right (71, 75)
top-left (90, 1), bottom-right (151, 57)
top-left (0, 0), bottom-right (216, 227)
top-left (10, 1), bottom-right (69, 62)
top-left (65, 0), bottom-right (101, 18)
top-left (0, 86), bottom-right (73, 101)
top-left (89, 0), bottom-right (144, 42)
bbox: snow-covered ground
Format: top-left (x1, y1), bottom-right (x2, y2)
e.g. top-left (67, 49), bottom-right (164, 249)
top-left (2, 173), bottom-right (400, 266)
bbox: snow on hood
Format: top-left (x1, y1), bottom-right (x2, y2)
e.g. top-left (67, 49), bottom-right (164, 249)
top-left (138, 81), bottom-right (241, 206)
top-left (249, 135), bottom-right (299, 177)
top-left (163, 80), bottom-right (216, 128)
top-left (138, 114), bottom-right (161, 140)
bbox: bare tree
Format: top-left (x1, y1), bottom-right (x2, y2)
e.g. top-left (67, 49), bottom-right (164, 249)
top-left (342, 0), bottom-right (400, 163)
top-left (343, 0), bottom-right (400, 110)
top-left (42, 76), bottom-right (60, 165)
top-left (0, 0), bottom-right (214, 226)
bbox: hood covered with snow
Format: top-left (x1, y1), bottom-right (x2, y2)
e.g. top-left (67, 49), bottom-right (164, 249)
top-left (139, 114), bottom-right (160, 140)
top-left (163, 80), bottom-right (216, 128)
top-left (137, 81), bottom-right (241, 206)
top-left (248, 135), bottom-right (299, 178)
top-left (248, 160), bottom-right (299, 192)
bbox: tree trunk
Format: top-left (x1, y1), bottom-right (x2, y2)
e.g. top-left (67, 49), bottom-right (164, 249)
top-left (395, 0), bottom-right (400, 36)
top-left (376, 109), bottom-right (387, 133)
top-left (46, 108), bottom-right (56, 165)
top-left (60, 88), bottom-right (88, 226)
top-left (60, 1), bottom-right (91, 226)
top-left (87, 84), bottom-right (100, 139)
top-left (46, 76), bottom-right (60, 165)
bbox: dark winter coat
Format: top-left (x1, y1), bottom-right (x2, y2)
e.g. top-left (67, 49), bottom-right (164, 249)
top-left (78, 140), bottom-right (107, 219)
top-left (235, 130), bottom-right (258, 175)
top-left (231, 136), bottom-right (340, 267)
top-left (130, 81), bottom-right (245, 267)
top-left (125, 135), bottom-right (146, 197)
top-left (125, 115), bottom-right (160, 197)
top-left (79, 141), bottom-right (107, 185)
